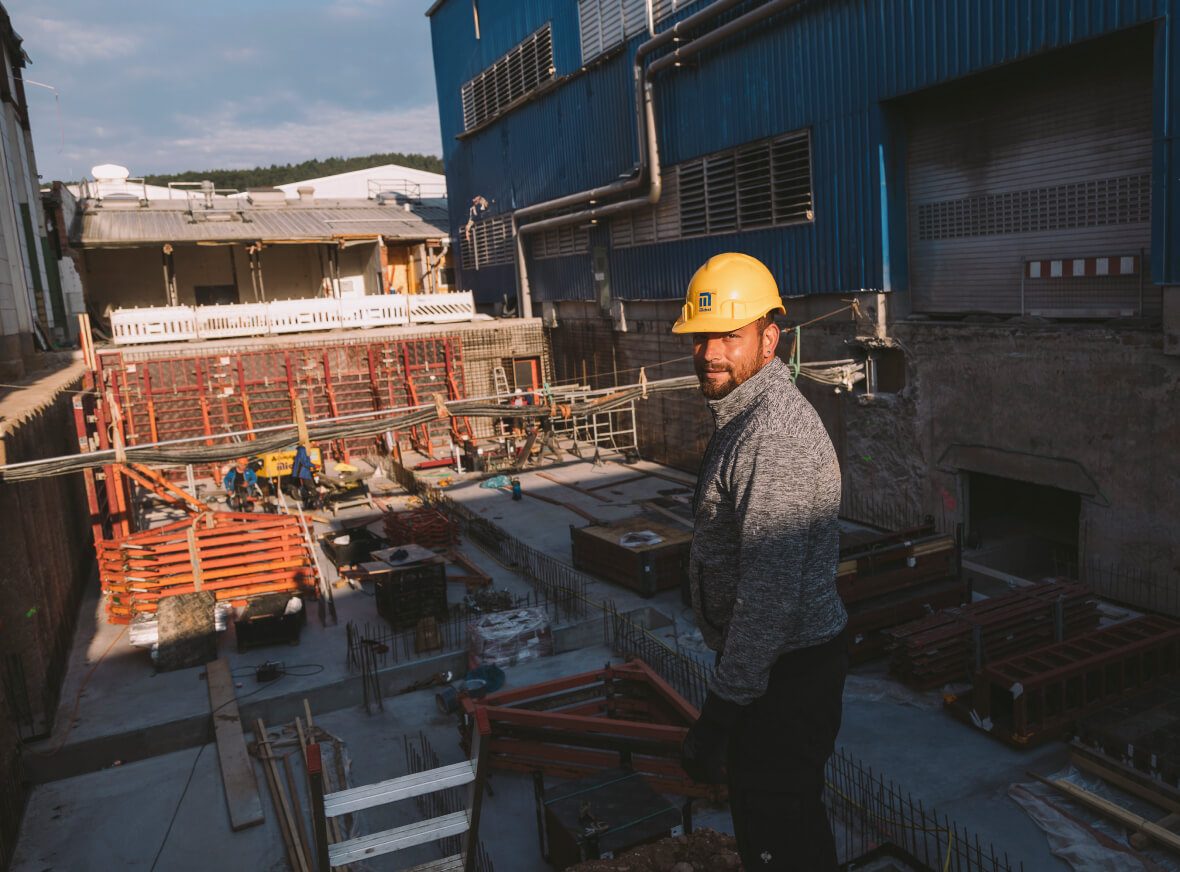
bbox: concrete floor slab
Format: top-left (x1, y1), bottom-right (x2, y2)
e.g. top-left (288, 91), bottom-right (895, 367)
top-left (14, 642), bottom-right (1075, 872)
top-left (12, 451), bottom-right (1084, 871)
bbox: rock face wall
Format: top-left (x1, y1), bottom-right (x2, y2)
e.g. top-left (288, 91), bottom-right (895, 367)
top-left (890, 322), bottom-right (1180, 583)
top-left (0, 357), bottom-right (93, 868)
top-left (548, 300), bottom-right (1180, 593)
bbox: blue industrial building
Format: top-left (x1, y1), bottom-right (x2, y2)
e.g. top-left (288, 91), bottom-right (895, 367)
top-left (427, 0), bottom-right (1180, 595)
top-left (428, 0), bottom-right (1178, 319)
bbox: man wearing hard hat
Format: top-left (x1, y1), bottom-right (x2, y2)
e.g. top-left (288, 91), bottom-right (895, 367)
top-left (676, 252), bottom-right (848, 870)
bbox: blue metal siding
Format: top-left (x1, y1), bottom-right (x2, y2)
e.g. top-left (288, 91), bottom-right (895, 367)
top-left (430, 0), bottom-right (1180, 303)
top-left (531, 253), bottom-right (596, 302)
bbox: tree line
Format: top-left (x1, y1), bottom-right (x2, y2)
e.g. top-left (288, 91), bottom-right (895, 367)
top-left (142, 152), bottom-right (444, 191)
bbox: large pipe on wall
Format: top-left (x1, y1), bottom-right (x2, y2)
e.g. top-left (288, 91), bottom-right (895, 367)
top-left (512, 0), bottom-right (805, 316)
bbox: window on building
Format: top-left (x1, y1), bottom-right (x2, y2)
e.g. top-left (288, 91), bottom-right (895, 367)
top-left (461, 214), bottom-right (515, 271)
top-left (533, 224), bottom-right (590, 260)
top-left (511, 357), bottom-right (542, 392)
top-left (461, 25), bottom-right (555, 132)
top-left (610, 129), bottom-right (813, 248)
top-left (578, 0), bottom-right (647, 64)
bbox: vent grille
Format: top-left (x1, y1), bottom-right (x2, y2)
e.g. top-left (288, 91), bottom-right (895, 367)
top-left (461, 25), bottom-right (554, 132)
top-left (651, 0), bottom-right (689, 24)
top-left (611, 131), bottom-right (812, 248)
top-left (461, 214), bottom-right (515, 271)
top-left (579, 0), bottom-right (647, 63)
top-left (916, 173), bottom-right (1151, 241)
top-left (533, 224), bottom-right (590, 259)
top-left (610, 170), bottom-right (681, 248)
top-left (678, 130), bottom-right (812, 240)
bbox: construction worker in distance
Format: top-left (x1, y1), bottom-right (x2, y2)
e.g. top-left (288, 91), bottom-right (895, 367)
top-left (674, 252), bottom-right (848, 871)
top-left (290, 444), bottom-right (320, 510)
top-left (223, 457), bottom-right (259, 512)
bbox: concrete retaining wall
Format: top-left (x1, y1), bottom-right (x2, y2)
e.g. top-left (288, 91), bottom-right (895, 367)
top-left (0, 356), bottom-right (93, 867)
top-left (547, 299), bottom-right (1180, 588)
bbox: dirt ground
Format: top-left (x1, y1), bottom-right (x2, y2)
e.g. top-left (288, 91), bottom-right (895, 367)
top-left (566, 828), bottom-right (742, 871)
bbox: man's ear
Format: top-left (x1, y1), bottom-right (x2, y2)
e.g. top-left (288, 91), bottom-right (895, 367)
top-left (763, 321), bottom-right (781, 358)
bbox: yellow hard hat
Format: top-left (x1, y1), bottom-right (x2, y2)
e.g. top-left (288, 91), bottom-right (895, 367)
top-left (671, 252), bottom-right (785, 334)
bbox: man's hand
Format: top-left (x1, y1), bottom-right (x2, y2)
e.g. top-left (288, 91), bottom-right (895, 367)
top-left (681, 693), bottom-right (743, 784)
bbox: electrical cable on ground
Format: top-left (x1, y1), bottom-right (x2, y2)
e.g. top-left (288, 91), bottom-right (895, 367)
top-left (148, 666), bottom-right (309, 871)
top-left (149, 743), bottom-right (207, 872)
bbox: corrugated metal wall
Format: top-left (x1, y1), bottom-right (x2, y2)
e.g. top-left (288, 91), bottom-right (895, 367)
top-left (428, 0), bottom-right (1179, 306)
top-left (907, 28), bottom-right (1155, 315)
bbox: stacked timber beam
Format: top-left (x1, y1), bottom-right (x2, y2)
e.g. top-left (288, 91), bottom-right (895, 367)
top-left (838, 524), bottom-right (966, 662)
top-left (459, 660), bottom-right (719, 800)
top-left (886, 580), bottom-right (1100, 688)
top-left (97, 511), bottom-right (318, 623)
top-left (949, 615), bottom-right (1180, 747)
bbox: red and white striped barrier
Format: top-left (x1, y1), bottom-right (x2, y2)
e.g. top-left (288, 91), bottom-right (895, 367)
top-left (1025, 256), bottom-right (1139, 279)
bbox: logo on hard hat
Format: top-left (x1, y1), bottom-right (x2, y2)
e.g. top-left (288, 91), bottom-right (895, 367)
top-left (698, 291), bottom-right (713, 312)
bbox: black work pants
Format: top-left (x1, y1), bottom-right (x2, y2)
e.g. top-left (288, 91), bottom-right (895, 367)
top-left (725, 629), bottom-right (848, 871)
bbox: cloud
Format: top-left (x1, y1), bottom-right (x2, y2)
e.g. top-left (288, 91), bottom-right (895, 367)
top-left (326, 0), bottom-right (391, 20)
top-left (218, 46), bottom-right (260, 63)
top-left (20, 16), bottom-right (145, 63)
top-left (139, 102), bottom-right (442, 173)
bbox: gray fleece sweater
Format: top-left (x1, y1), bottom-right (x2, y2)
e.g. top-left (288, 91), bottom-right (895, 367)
top-left (690, 356), bottom-right (847, 705)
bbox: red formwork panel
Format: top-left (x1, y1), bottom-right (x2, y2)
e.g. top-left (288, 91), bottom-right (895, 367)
top-left (459, 660), bottom-right (723, 800)
top-left (95, 334), bottom-right (472, 461)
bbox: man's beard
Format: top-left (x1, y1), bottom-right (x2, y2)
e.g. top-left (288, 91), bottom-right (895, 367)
top-left (695, 358), bottom-right (760, 399)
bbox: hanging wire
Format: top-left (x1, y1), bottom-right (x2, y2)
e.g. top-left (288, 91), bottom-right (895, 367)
top-left (0, 374), bottom-right (700, 482)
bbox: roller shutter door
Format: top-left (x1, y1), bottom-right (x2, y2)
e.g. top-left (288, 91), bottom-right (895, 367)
top-left (906, 35), bottom-right (1153, 316)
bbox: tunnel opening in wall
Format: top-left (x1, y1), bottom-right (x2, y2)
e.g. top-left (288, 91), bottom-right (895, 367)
top-left (964, 471), bottom-right (1080, 580)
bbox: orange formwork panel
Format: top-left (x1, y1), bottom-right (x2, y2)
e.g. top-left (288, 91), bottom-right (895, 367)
top-left (97, 512), bottom-right (320, 624)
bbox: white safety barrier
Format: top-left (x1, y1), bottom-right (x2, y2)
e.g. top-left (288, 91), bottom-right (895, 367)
top-left (195, 303), bottom-right (270, 339)
top-left (267, 298), bottom-right (343, 334)
top-left (340, 295), bottom-right (410, 329)
top-left (111, 306), bottom-right (199, 344)
top-left (109, 293), bottom-right (475, 345)
top-left (408, 291), bottom-right (476, 324)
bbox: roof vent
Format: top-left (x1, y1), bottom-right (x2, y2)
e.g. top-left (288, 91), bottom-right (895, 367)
top-left (296, 185), bottom-right (315, 204)
top-left (91, 163), bottom-right (130, 183)
top-left (246, 188), bottom-right (287, 206)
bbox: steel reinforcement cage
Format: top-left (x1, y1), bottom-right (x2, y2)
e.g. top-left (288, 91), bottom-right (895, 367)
top-left (824, 748), bottom-right (1023, 871)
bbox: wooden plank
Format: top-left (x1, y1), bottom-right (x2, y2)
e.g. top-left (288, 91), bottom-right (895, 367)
top-left (1069, 743), bottom-right (1180, 813)
top-left (1133, 813), bottom-right (1180, 850)
top-left (1031, 772), bottom-right (1180, 854)
top-left (206, 658), bottom-right (264, 831)
top-left (639, 501), bottom-right (695, 530)
top-left (256, 718), bottom-right (310, 872)
top-left (255, 719), bottom-right (305, 871)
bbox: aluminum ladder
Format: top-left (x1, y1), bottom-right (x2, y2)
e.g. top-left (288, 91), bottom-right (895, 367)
top-left (491, 365), bottom-right (511, 397)
top-left (310, 720), bottom-right (489, 871)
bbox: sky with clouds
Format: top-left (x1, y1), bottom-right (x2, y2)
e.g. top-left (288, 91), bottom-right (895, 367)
top-left (5, 0), bottom-right (442, 182)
